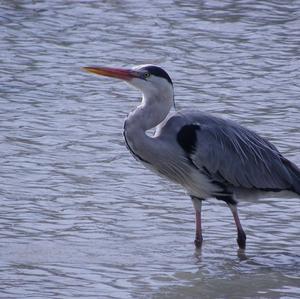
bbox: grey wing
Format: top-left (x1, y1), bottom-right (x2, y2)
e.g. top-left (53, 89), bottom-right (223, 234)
top-left (187, 114), bottom-right (298, 192)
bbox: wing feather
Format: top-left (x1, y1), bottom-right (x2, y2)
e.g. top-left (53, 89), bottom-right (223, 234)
top-left (181, 112), bottom-right (295, 191)
top-left (157, 111), bottom-right (299, 194)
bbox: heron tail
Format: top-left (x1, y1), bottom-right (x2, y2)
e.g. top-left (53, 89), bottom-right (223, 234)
top-left (282, 158), bottom-right (300, 195)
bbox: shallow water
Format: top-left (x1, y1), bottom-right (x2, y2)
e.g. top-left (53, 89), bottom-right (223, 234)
top-left (1, 0), bottom-right (300, 298)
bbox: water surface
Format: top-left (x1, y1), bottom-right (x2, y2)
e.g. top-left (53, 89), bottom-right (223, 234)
top-left (1, 1), bottom-right (300, 298)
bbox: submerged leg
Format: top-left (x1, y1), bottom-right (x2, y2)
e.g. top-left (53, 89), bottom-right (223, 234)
top-left (228, 203), bottom-right (246, 250)
top-left (191, 196), bottom-right (204, 248)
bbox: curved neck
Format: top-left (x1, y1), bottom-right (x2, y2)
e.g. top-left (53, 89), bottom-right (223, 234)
top-left (124, 91), bottom-right (173, 163)
top-left (125, 92), bottom-right (173, 132)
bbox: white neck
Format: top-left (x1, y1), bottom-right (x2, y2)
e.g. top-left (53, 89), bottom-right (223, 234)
top-left (124, 89), bottom-right (173, 163)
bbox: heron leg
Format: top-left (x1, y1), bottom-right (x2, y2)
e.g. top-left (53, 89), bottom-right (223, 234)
top-left (191, 196), bottom-right (204, 248)
top-left (228, 203), bottom-right (246, 250)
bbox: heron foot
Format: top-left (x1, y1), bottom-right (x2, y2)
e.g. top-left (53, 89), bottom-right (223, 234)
top-left (194, 236), bottom-right (203, 248)
top-left (237, 230), bottom-right (246, 250)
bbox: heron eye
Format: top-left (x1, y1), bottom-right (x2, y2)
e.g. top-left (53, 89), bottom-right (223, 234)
top-left (143, 72), bottom-right (151, 79)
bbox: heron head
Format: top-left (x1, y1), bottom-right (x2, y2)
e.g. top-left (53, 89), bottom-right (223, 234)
top-left (82, 64), bottom-right (174, 103)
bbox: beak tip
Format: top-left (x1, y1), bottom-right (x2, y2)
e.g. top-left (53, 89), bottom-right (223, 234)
top-left (81, 66), bottom-right (100, 76)
top-left (80, 66), bottom-right (136, 80)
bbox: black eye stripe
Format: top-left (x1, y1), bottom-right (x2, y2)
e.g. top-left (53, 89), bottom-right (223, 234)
top-left (140, 66), bottom-right (173, 85)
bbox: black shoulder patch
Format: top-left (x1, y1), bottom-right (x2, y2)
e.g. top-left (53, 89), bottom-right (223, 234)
top-left (177, 124), bottom-right (200, 154)
top-left (141, 65), bottom-right (173, 85)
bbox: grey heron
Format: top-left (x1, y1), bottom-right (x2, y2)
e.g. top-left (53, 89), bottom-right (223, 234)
top-left (83, 64), bottom-right (300, 250)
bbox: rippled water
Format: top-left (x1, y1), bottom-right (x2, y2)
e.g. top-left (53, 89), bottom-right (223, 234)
top-left (1, 1), bottom-right (300, 298)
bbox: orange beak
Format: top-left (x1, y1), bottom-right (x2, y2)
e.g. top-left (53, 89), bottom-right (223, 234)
top-left (82, 66), bottom-right (140, 81)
